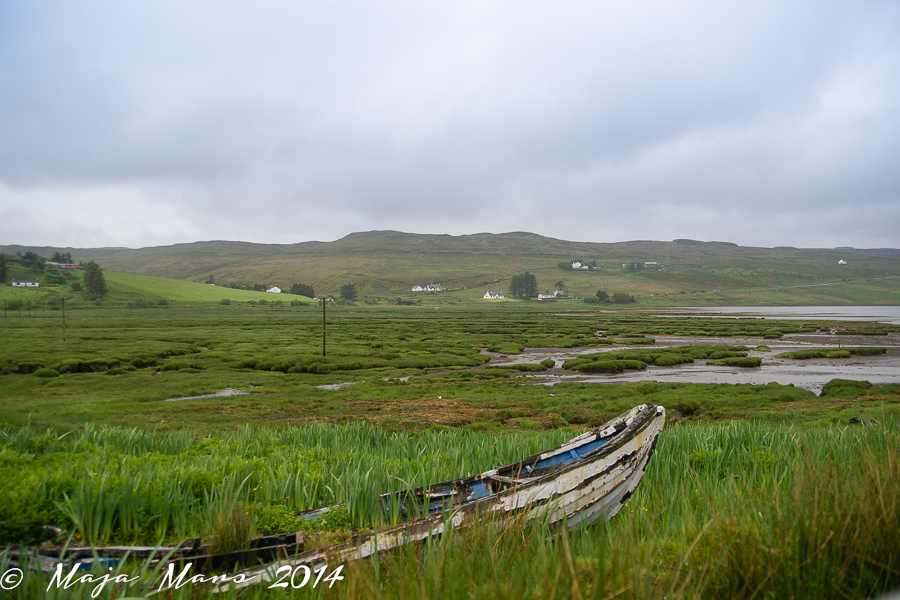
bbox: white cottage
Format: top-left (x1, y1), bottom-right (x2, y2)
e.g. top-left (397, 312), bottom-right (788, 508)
top-left (538, 289), bottom-right (570, 300)
top-left (11, 280), bottom-right (39, 288)
top-left (484, 290), bottom-right (504, 299)
top-left (265, 286), bottom-right (282, 293)
top-left (411, 285), bottom-right (424, 292)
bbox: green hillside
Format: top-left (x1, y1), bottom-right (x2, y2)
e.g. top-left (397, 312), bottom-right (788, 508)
top-left (103, 272), bottom-right (312, 303)
top-left (0, 267), bottom-right (313, 306)
top-left (3, 232), bottom-right (899, 305)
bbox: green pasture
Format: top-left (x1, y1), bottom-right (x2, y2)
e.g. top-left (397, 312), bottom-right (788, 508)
top-left (104, 272), bottom-right (314, 304)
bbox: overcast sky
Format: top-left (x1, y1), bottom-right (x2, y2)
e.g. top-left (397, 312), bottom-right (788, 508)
top-left (1, 1), bottom-right (899, 250)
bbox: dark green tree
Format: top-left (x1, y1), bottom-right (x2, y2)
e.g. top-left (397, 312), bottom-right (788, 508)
top-left (595, 290), bottom-right (609, 302)
top-left (340, 282), bottom-right (358, 302)
top-left (82, 261), bottom-right (108, 300)
top-left (510, 274), bottom-right (522, 298)
top-left (524, 272), bottom-right (537, 297)
top-left (50, 252), bottom-right (73, 263)
top-left (289, 283), bottom-right (315, 297)
top-left (611, 292), bottom-right (636, 304)
top-left (0, 253), bottom-right (6, 283)
top-left (43, 268), bottom-right (66, 285)
top-left (509, 272), bottom-right (537, 298)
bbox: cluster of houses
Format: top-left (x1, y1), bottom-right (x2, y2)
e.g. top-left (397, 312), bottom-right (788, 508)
top-left (483, 289), bottom-right (571, 300)
top-left (11, 280), bottom-right (40, 288)
top-left (620, 261), bottom-right (665, 271)
top-left (411, 283), bottom-right (443, 292)
top-left (538, 289), bottom-right (570, 300)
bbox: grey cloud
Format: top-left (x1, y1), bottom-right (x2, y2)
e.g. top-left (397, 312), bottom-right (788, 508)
top-left (0, 1), bottom-right (898, 248)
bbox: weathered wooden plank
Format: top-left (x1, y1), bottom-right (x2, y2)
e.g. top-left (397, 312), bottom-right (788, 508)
top-left (213, 404), bottom-right (665, 593)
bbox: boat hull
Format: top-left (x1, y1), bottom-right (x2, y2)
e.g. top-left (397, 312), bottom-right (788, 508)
top-left (215, 404), bottom-right (665, 591)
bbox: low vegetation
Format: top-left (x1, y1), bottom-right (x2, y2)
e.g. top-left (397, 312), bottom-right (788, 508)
top-left (1, 303), bottom-right (899, 599)
top-left (776, 347), bottom-right (888, 359)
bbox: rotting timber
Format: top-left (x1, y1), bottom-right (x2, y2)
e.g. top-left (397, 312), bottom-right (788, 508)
top-left (216, 403), bottom-right (665, 592)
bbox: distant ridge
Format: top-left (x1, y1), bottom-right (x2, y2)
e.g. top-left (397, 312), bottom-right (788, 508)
top-left (817, 247), bottom-right (900, 257)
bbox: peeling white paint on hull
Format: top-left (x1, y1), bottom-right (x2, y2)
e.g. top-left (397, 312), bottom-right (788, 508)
top-left (215, 404), bottom-right (665, 593)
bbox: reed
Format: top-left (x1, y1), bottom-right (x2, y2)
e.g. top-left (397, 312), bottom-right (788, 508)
top-left (2, 419), bottom-right (898, 599)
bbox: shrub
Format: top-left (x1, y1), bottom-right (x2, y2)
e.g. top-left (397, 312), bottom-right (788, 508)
top-left (578, 359), bottom-right (647, 373)
top-left (219, 298), bottom-right (232, 305)
top-left (849, 347), bottom-right (887, 356)
top-left (540, 358), bottom-right (555, 368)
top-left (820, 379), bottom-right (871, 398)
top-left (654, 354), bottom-right (693, 367)
top-left (254, 504), bottom-right (304, 536)
top-left (709, 356), bottom-right (761, 368)
top-left (611, 292), bottom-right (636, 304)
top-left (34, 368), bottom-right (60, 378)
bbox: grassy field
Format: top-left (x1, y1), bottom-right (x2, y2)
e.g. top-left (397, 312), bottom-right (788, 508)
top-left (2, 305), bottom-right (899, 599)
top-left (0, 270), bottom-right (313, 306)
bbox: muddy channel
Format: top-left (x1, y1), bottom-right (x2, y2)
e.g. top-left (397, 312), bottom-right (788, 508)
top-left (480, 333), bottom-right (900, 394)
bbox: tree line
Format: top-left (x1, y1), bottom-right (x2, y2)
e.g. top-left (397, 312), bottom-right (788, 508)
top-left (509, 272), bottom-right (538, 298)
top-left (584, 290), bottom-right (636, 304)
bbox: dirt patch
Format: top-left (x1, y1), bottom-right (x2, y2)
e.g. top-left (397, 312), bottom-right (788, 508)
top-left (346, 397), bottom-right (493, 426)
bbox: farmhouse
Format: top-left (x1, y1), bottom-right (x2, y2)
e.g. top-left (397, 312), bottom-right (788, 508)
top-left (265, 286), bottom-right (282, 293)
top-left (838, 259), bottom-right (847, 265)
top-left (411, 285), bottom-right (424, 292)
top-left (644, 262), bottom-right (659, 270)
top-left (424, 284), bottom-right (442, 292)
top-left (484, 290), bottom-right (504, 299)
top-left (538, 290), bottom-right (570, 300)
top-left (571, 262), bottom-right (588, 269)
top-left (11, 280), bottom-right (39, 288)
top-left (46, 262), bottom-right (78, 269)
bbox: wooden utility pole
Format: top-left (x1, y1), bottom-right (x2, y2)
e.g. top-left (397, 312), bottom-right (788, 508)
top-left (62, 296), bottom-right (66, 342)
top-left (322, 298), bottom-right (327, 357)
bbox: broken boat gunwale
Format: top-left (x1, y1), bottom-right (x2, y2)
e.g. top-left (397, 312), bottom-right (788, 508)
top-left (216, 403), bottom-right (665, 592)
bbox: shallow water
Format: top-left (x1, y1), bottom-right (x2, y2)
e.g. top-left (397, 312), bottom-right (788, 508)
top-left (652, 305), bottom-right (900, 325)
top-left (487, 333), bottom-right (900, 394)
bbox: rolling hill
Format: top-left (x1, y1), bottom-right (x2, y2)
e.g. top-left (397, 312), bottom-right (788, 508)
top-left (3, 231), bottom-right (899, 305)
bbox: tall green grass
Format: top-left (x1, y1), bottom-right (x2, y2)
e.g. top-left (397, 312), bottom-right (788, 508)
top-left (3, 419), bottom-right (897, 599)
top-left (0, 422), bottom-right (574, 546)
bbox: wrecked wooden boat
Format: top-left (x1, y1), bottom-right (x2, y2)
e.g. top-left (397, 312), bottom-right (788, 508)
top-left (217, 403), bottom-right (665, 591)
